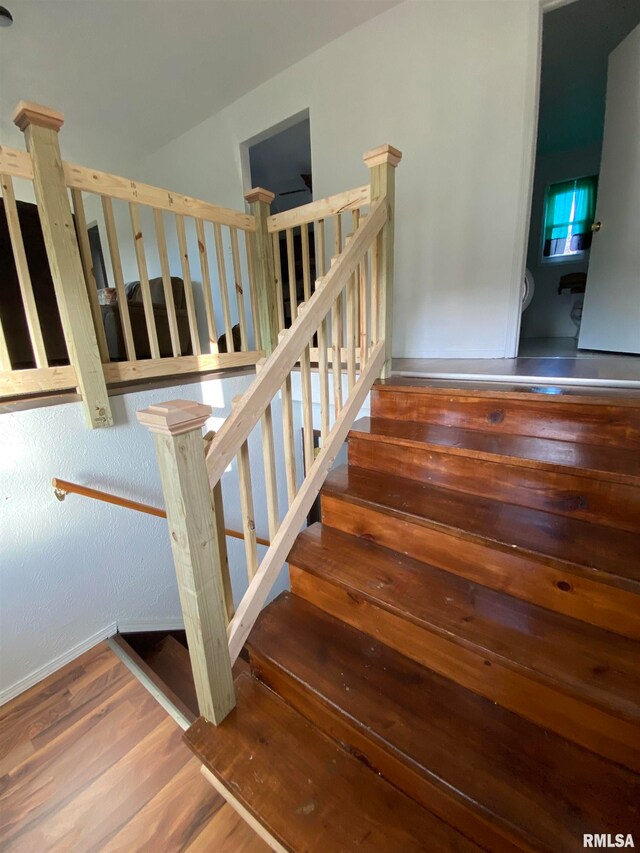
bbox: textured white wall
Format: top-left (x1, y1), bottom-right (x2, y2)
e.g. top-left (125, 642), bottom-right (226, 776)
top-left (0, 372), bottom-right (296, 702)
top-left (132, 0), bottom-right (541, 359)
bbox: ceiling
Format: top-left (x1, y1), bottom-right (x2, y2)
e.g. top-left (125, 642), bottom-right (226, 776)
top-left (0, 0), bottom-right (400, 170)
top-left (537, 0), bottom-right (640, 156)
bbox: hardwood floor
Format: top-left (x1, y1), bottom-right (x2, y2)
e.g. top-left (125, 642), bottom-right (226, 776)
top-left (0, 642), bottom-right (268, 852)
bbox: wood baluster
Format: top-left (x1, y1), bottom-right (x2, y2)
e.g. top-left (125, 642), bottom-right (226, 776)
top-left (358, 214), bottom-right (369, 368)
top-left (346, 268), bottom-right (357, 393)
top-left (213, 222), bottom-right (234, 352)
top-left (70, 189), bottom-right (110, 363)
top-left (155, 209), bottom-right (182, 357)
top-left (230, 227), bottom-right (248, 351)
top-left (286, 228), bottom-right (297, 323)
top-left (333, 214), bottom-right (343, 349)
top-left (137, 400), bottom-right (235, 723)
top-left (244, 228), bottom-right (262, 351)
top-left (175, 214), bottom-right (202, 356)
top-left (236, 432), bottom-right (259, 581)
top-left (129, 202), bottom-right (161, 359)
top-left (256, 359), bottom-right (279, 540)
top-left (272, 232), bottom-right (285, 331)
top-left (352, 209), bottom-right (363, 373)
top-left (194, 218), bottom-right (218, 354)
top-left (301, 223), bottom-right (312, 303)
top-left (278, 330), bottom-right (297, 504)
top-left (204, 430), bottom-right (235, 623)
top-left (370, 240), bottom-right (380, 348)
top-left (1, 173), bottom-right (48, 367)
top-left (0, 317), bottom-right (11, 371)
top-left (331, 278), bottom-right (343, 416)
top-left (315, 219), bottom-right (330, 439)
top-left (102, 196), bottom-right (136, 361)
top-left (298, 303), bottom-right (315, 475)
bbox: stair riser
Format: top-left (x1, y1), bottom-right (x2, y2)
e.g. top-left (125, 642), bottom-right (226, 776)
top-left (290, 566), bottom-right (640, 774)
top-left (320, 493), bottom-right (640, 639)
top-left (371, 389), bottom-right (640, 450)
top-left (348, 436), bottom-right (640, 534)
top-left (248, 650), bottom-right (529, 853)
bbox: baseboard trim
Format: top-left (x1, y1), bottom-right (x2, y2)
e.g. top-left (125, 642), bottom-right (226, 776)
top-left (117, 616), bottom-right (185, 633)
top-left (0, 621), bottom-right (118, 706)
top-left (395, 348), bottom-right (507, 359)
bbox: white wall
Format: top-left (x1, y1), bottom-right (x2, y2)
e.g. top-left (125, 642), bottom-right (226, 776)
top-left (521, 142), bottom-right (601, 338)
top-left (0, 371), bottom-right (298, 703)
top-left (132, 0), bottom-right (541, 359)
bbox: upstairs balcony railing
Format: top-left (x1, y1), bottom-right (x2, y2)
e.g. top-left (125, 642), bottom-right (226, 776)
top-left (1, 101), bottom-right (263, 427)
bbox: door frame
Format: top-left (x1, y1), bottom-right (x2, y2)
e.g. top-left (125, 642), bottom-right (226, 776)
top-left (503, 0), bottom-right (579, 358)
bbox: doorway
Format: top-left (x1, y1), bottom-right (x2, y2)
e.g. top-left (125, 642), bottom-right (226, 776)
top-left (243, 113), bottom-right (314, 328)
top-left (518, 0), bottom-right (640, 358)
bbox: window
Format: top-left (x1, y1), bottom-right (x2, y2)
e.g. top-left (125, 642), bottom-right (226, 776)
top-left (542, 174), bottom-right (598, 260)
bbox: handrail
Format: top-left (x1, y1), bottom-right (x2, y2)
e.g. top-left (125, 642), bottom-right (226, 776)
top-left (51, 477), bottom-right (270, 547)
top-left (0, 144), bottom-right (255, 231)
top-left (204, 196), bottom-right (388, 489)
top-left (267, 184), bottom-right (370, 233)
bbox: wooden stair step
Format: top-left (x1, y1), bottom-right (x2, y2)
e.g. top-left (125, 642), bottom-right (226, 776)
top-left (321, 466), bottom-right (640, 638)
top-left (348, 418), bottom-right (640, 533)
top-left (246, 593), bottom-right (640, 853)
top-left (184, 672), bottom-right (479, 852)
top-left (372, 380), bottom-right (640, 449)
top-left (288, 523), bottom-right (640, 770)
top-left (352, 416), bottom-right (640, 483)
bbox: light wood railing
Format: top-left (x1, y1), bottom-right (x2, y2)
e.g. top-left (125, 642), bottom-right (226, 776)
top-left (137, 144), bottom-right (401, 724)
top-left (1, 102), bottom-right (263, 427)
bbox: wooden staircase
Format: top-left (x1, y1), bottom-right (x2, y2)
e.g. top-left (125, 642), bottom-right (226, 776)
top-left (184, 380), bottom-right (640, 851)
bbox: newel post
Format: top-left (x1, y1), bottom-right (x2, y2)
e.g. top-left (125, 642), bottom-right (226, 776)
top-left (245, 187), bottom-right (279, 355)
top-left (12, 101), bottom-right (112, 428)
top-left (137, 400), bottom-right (235, 724)
top-left (363, 144), bottom-right (402, 379)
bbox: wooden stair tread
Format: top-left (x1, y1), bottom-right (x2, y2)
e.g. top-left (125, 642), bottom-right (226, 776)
top-left (185, 672), bottom-right (479, 852)
top-left (246, 593), bottom-right (640, 853)
top-left (322, 465), bottom-right (640, 587)
top-left (377, 377), bottom-right (640, 404)
top-left (351, 416), bottom-right (640, 484)
top-left (289, 524), bottom-right (640, 723)
top-left (372, 380), bottom-right (640, 450)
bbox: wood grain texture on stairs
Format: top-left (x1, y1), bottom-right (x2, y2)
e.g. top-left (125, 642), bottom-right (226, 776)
top-left (183, 379), bottom-right (640, 851)
top-left (186, 672), bottom-right (480, 853)
top-left (246, 592), bottom-right (640, 853)
top-left (349, 416), bottom-right (640, 533)
top-left (322, 465), bottom-right (640, 638)
top-left (372, 380), bottom-right (640, 449)
top-left (290, 523), bottom-right (640, 723)
top-left (288, 525), bottom-right (640, 771)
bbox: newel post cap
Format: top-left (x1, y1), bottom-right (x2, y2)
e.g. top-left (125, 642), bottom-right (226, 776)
top-left (137, 399), bottom-right (212, 436)
top-left (363, 144), bottom-right (402, 169)
top-left (244, 187), bottom-right (275, 205)
top-left (12, 101), bottom-right (65, 133)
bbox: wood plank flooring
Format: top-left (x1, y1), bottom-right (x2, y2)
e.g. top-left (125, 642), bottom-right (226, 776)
top-left (0, 642), bottom-right (268, 852)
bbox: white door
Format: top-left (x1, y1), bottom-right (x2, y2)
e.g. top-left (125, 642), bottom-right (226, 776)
top-left (578, 24), bottom-right (640, 355)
